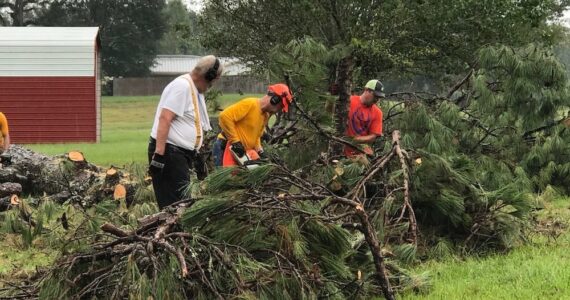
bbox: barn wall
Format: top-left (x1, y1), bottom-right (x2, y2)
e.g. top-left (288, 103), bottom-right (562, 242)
top-left (0, 27), bottom-right (100, 143)
top-left (0, 77), bottom-right (96, 143)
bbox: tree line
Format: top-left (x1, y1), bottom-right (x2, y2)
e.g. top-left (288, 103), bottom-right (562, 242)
top-left (0, 0), bottom-right (204, 77)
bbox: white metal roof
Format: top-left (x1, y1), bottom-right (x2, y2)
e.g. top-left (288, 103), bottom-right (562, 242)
top-left (0, 27), bottom-right (99, 77)
top-left (0, 27), bottom-right (99, 46)
top-left (150, 55), bottom-right (249, 76)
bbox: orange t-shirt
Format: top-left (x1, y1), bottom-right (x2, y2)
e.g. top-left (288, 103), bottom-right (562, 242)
top-left (345, 96), bottom-right (383, 156)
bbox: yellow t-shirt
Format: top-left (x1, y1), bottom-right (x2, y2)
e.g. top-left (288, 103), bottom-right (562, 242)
top-left (0, 112), bottom-right (8, 144)
top-left (219, 98), bottom-right (268, 150)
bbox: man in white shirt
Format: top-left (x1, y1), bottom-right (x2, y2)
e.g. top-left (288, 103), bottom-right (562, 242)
top-left (148, 55), bottom-right (223, 209)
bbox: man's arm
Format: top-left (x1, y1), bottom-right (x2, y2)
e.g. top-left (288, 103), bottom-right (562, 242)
top-left (154, 108), bottom-right (176, 155)
top-left (0, 113), bottom-right (8, 151)
top-left (3, 133), bottom-right (9, 151)
top-left (353, 134), bottom-right (378, 144)
top-left (354, 109), bottom-right (382, 144)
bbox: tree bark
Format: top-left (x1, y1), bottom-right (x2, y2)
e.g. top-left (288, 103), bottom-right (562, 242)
top-left (0, 182), bottom-right (22, 197)
top-left (0, 145), bottom-right (144, 208)
top-left (330, 55), bottom-right (354, 156)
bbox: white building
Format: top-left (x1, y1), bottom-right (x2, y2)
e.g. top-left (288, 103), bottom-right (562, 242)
top-left (150, 55), bottom-right (249, 76)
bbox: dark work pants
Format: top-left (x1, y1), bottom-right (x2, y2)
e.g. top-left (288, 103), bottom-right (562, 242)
top-left (212, 138), bottom-right (227, 167)
top-left (148, 138), bottom-right (196, 209)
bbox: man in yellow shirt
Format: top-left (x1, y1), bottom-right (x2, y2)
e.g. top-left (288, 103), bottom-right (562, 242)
top-left (219, 83), bottom-right (293, 166)
top-left (0, 112), bottom-right (10, 153)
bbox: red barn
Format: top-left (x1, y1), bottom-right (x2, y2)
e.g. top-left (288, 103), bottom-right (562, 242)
top-left (0, 27), bottom-right (101, 143)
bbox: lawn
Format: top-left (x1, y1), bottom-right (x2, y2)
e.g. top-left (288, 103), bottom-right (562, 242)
top-left (402, 197), bottom-right (570, 299)
top-left (18, 96), bottom-right (570, 299)
top-left (25, 93), bottom-right (261, 167)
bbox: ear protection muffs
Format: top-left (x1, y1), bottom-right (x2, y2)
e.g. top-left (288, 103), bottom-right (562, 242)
top-left (268, 92), bottom-right (282, 105)
top-left (205, 58), bottom-right (220, 82)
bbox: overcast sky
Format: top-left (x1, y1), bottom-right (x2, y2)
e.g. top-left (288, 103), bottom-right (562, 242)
top-left (184, 0), bottom-right (204, 12)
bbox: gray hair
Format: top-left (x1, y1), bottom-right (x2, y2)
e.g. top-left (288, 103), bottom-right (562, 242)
top-left (192, 55), bottom-right (223, 79)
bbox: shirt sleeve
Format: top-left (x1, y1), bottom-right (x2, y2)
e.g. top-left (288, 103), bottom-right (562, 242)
top-left (0, 113), bottom-right (8, 136)
top-left (159, 79), bottom-right (190, 117)
top-left (369, 108), bottom-right (383, 136)
top-left (219, 100), bottom-right (255, 143)
top-left (255, 135), bottom-right (262, 151)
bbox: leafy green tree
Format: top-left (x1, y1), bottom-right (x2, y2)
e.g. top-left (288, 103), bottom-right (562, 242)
top-left (200, 0), bottom-right (569, 79)
top-left (268, 35), bottom-right (570, 245)
top-left (0, 0), bottom-right (44, 26)
top-left (158, 0), bottom-right (205, 55)
top-left (37, 0), bottom-right (167, 77)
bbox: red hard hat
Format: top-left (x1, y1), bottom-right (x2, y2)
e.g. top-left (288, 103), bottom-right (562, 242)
top-left (268, 83), bottom-right (293, 112)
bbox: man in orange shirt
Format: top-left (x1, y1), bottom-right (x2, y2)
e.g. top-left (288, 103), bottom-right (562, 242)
top-left (345, 79), bottom-right (385, 157)
top-left (219, 83), bottom-right (293, 166)
top-left (0, 112), bottom-right (10, 153)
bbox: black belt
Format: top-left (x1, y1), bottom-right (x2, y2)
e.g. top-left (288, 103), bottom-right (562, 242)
top-left (149, 137), bottom-right (197, 157)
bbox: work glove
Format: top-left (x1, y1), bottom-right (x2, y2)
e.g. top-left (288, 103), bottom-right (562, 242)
top-left (230, 142), bottom-right (246, 158)
top-left (257, 149), bottom-right (267, 160)
top-left (149, 153), bottom-right (166, 177)
top-left (194, 154), bottom-right (208, 180)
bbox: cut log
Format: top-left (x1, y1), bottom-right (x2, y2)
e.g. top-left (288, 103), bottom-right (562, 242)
top-left (10, 194), bottom-right (19, 205)
top-left (0, 182), bottom-right (22, 197)
top-left (67, 151), bottom-right (89, 169)
top-left (105, 167), bottom-right (120, 186)
top-left (106, 167), bottom-right (118, 177)
top-left (67, 151), bottom-right (85, 162)
top-left (113, 184), bottom-right (127, 200)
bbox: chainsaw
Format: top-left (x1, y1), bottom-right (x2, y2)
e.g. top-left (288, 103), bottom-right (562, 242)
top-left (229, 146), bottom-right (262, 170)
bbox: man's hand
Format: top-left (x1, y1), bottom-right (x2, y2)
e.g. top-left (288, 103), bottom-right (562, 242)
top-left (257, 149), bottom-right (267, 160)
top-left (149, 153), bottom-right (166, 177)
top-left (230, 142), bottom-right (246, 158)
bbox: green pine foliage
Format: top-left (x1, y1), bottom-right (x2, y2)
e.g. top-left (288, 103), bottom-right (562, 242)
top-left (5, 40), bottom-right (569, 299)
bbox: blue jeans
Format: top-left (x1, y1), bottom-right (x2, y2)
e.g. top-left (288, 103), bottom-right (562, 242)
top-left (212, 138), bottom-right (226, 167)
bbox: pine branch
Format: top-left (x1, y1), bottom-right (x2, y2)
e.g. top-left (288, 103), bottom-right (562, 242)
top-left (447, 69), bottom-right (474, 98)
top-left (293, 101), bottom-right (366, 155)
top-left (522, 115), bottom-right (569, 139)
top-left (393, 130), bottom-right (417, 245)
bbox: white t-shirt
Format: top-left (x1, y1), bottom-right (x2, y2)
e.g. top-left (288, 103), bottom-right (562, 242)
top-left (150, 75), bottom-right (210, 150)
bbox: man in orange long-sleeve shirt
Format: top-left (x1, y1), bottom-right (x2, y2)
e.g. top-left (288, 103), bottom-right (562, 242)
top-left (219, 83), bottom-right (293, 166)
top-left (0, 112), bottom-right (10, 153)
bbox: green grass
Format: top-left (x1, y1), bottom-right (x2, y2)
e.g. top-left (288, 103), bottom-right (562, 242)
top-left (25, 93), bottom-right (261, 167)
top-left (18, 96), bottom-right (570, 298)
top-left (0, 234), bottom-right (58, 279)
top-left (402, 197), bottom-right (570, 300)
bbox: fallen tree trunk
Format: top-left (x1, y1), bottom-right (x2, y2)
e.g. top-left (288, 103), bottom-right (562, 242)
top-left (0, 146), bottom-right (145, 208)
top-left (0, 182), bottom-right (21, 197)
